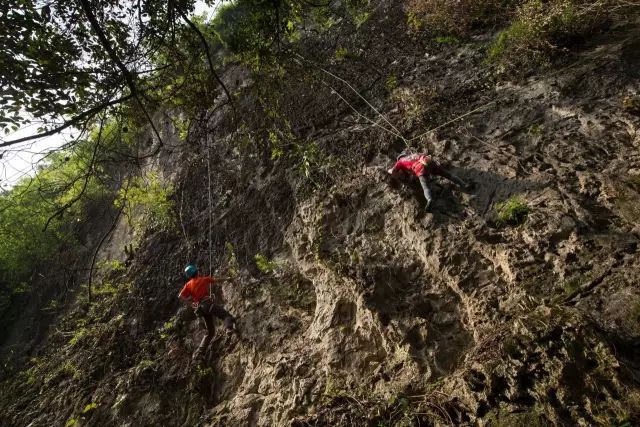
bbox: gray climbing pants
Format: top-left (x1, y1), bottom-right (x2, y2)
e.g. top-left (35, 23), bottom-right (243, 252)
top-left (193, 299), bottom-right (236, 359)
top-left (418, 161), bottom-right (468, 204)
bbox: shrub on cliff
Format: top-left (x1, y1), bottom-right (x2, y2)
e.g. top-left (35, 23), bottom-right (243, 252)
top-left (489, 0), bottom-right (616, 71)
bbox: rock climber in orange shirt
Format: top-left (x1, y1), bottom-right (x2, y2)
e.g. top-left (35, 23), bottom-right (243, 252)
top-left (179, 264), bottom-right (239, 360)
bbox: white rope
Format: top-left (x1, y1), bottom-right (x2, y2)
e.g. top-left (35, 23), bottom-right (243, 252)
top-left (295, 54), bottom-right (408, 142)
top-left (406, 100), bottom-right (498, 143)
top-left (296, 53), bottom-right (492, 151)
top-left (295, 46), bottom-right (619, 157)
top-left (206, 141), bottom-right (213, 277)
top-left (319, 80), bottom-right (404, 140)
top-left (178, 189), bottom-right (192, 259)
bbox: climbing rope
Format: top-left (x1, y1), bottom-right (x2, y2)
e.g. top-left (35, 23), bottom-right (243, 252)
top-left (295, 53), bottom-right (503, 152)
top-left (295, 54), bottom-right (406, 141)
top-left (318, 79), bottom-right (404, 140)
top-left (178, 188), bottom-right (192, 262)
top-left (295, 43), bottom-right (621, 154)
top-left (206, 140), bottom-right (213, 277)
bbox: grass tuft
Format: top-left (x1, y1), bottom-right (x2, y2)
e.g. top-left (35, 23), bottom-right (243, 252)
top-left (488, 0), bottom-right (613, 72)
top-left (495, 197), bottom-right (529, 226)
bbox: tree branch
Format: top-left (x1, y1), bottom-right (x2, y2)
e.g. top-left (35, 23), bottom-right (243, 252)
top-left (78, 0), bottom-right (164, 146)
top-left (42, 118), bottom-right (104, 231)
top-left (0, 94), bottom-right (133, 148)
top-left (176, 7), bottom-right (236, 123)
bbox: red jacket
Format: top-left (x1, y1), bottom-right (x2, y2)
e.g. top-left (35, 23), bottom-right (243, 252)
top-left (392, 154), bottom-right (432, 177)
top-left (179, 276), bottom-right (215, 304)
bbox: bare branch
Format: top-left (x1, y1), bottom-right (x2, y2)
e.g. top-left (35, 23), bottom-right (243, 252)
top-left (0, 94), bottom-right (133, 148)
top-left (176, 7), bottom-right (237, 123)
top-left (78, 0), bottom-right (164, 146)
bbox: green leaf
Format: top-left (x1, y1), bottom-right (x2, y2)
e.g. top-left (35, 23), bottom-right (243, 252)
top-left (82, 402), bottom-right (98, 413)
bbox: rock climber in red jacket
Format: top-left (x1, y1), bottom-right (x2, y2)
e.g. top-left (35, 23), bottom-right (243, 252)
top-left (388, 151), bottom-right (472, 210)
top-left (179, 264), bottom-right (239, 360)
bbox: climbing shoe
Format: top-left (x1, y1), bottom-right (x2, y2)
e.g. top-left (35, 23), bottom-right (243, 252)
top-left (224, 317), bottom-right (242, 339)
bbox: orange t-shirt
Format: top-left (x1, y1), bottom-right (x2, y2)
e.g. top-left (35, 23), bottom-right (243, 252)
top-left (179, 276), bottom-right (215, 304)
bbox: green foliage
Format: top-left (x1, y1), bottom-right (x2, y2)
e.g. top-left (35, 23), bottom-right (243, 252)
top-left (116, 172), bottom-right (175, 233)
top-left (225, 242), bottom-right (240, 278)
top-left (385, 74), bottom-right (398, 92)
top-left (0, 126), bottom-right (122, 330)
top-left (97, 259), bottom-right (126, 275)
top-left (406, 0), bottom-right (518, 36)
top-left (435, 35), bottom-right (460, 44)
top-left (623, 95), bottom-right (640, 115)
top-left (210, 0), bottom-right (369, 69)
top-left (136, 359), bottom-right (157, 371)
top-left (64, 401), bottom-right (98, 427)
top-left (295, 142), bottom-right (322, 179)
top-left (495, 197), bottom-right (529, 226)
top-left (19, 358), bottom-right (43, 387)
top-left (211, 0), bottom-right (302, 69)
top-left (192, 364), bottom-right (215, 393)
top-left (347, 0), bottom-right (371, 28)
top-left (323, 375), bottom-right (350, 403)
top-left (488, 0), bottom-right (612, 71)
top-left (527, 123), bottom-right (544, 136)
top-left (47, 361), bottom-right (81, 383)
top-left (269, 129), bottom-right (286, 160)
top-left (173, 116), bottom-right (192, 141)
top-left (407, 10), bottom-right (423, 31)
top-left (69, 328), bottom-right (89, 347)
top-left (335, 47), bottom-right (351, 60)
top-left (255, 254), bottom-right (277, 273)
top-left (159, 316), bottom-right (178, 339)
top-left (82, 402), bottom-right (98, 414)
top-left (352, 11), bottom-right (370, 28)
top-left (93, 281), bottom-right (122, 297)
top-left (1, 163), bottom-right (91, 279)
top-left (0, 0), bottom-right (198, 135)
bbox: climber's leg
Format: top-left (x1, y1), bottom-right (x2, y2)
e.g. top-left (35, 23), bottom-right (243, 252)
top-left (418, 175), bottom-right (433, 209)
top-left (430, 161), bottom-right (470, 189)
top-left (210, 304), bottom-right (240, 337)
top-left (193, 309), bottom-right (215, 360)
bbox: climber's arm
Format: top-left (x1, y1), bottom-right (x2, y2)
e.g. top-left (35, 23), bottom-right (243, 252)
top-left (178, 284), bottom-right (192, 303)
top-left (388, 161), bottom-right (400, 175)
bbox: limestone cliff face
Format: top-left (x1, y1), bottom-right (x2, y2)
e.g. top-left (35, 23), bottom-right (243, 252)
top-left (2, 2), bottom-right (640, 426)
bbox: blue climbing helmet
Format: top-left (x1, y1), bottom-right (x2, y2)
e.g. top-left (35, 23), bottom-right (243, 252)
top-left (184, 264), bottom-right (198, 279)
